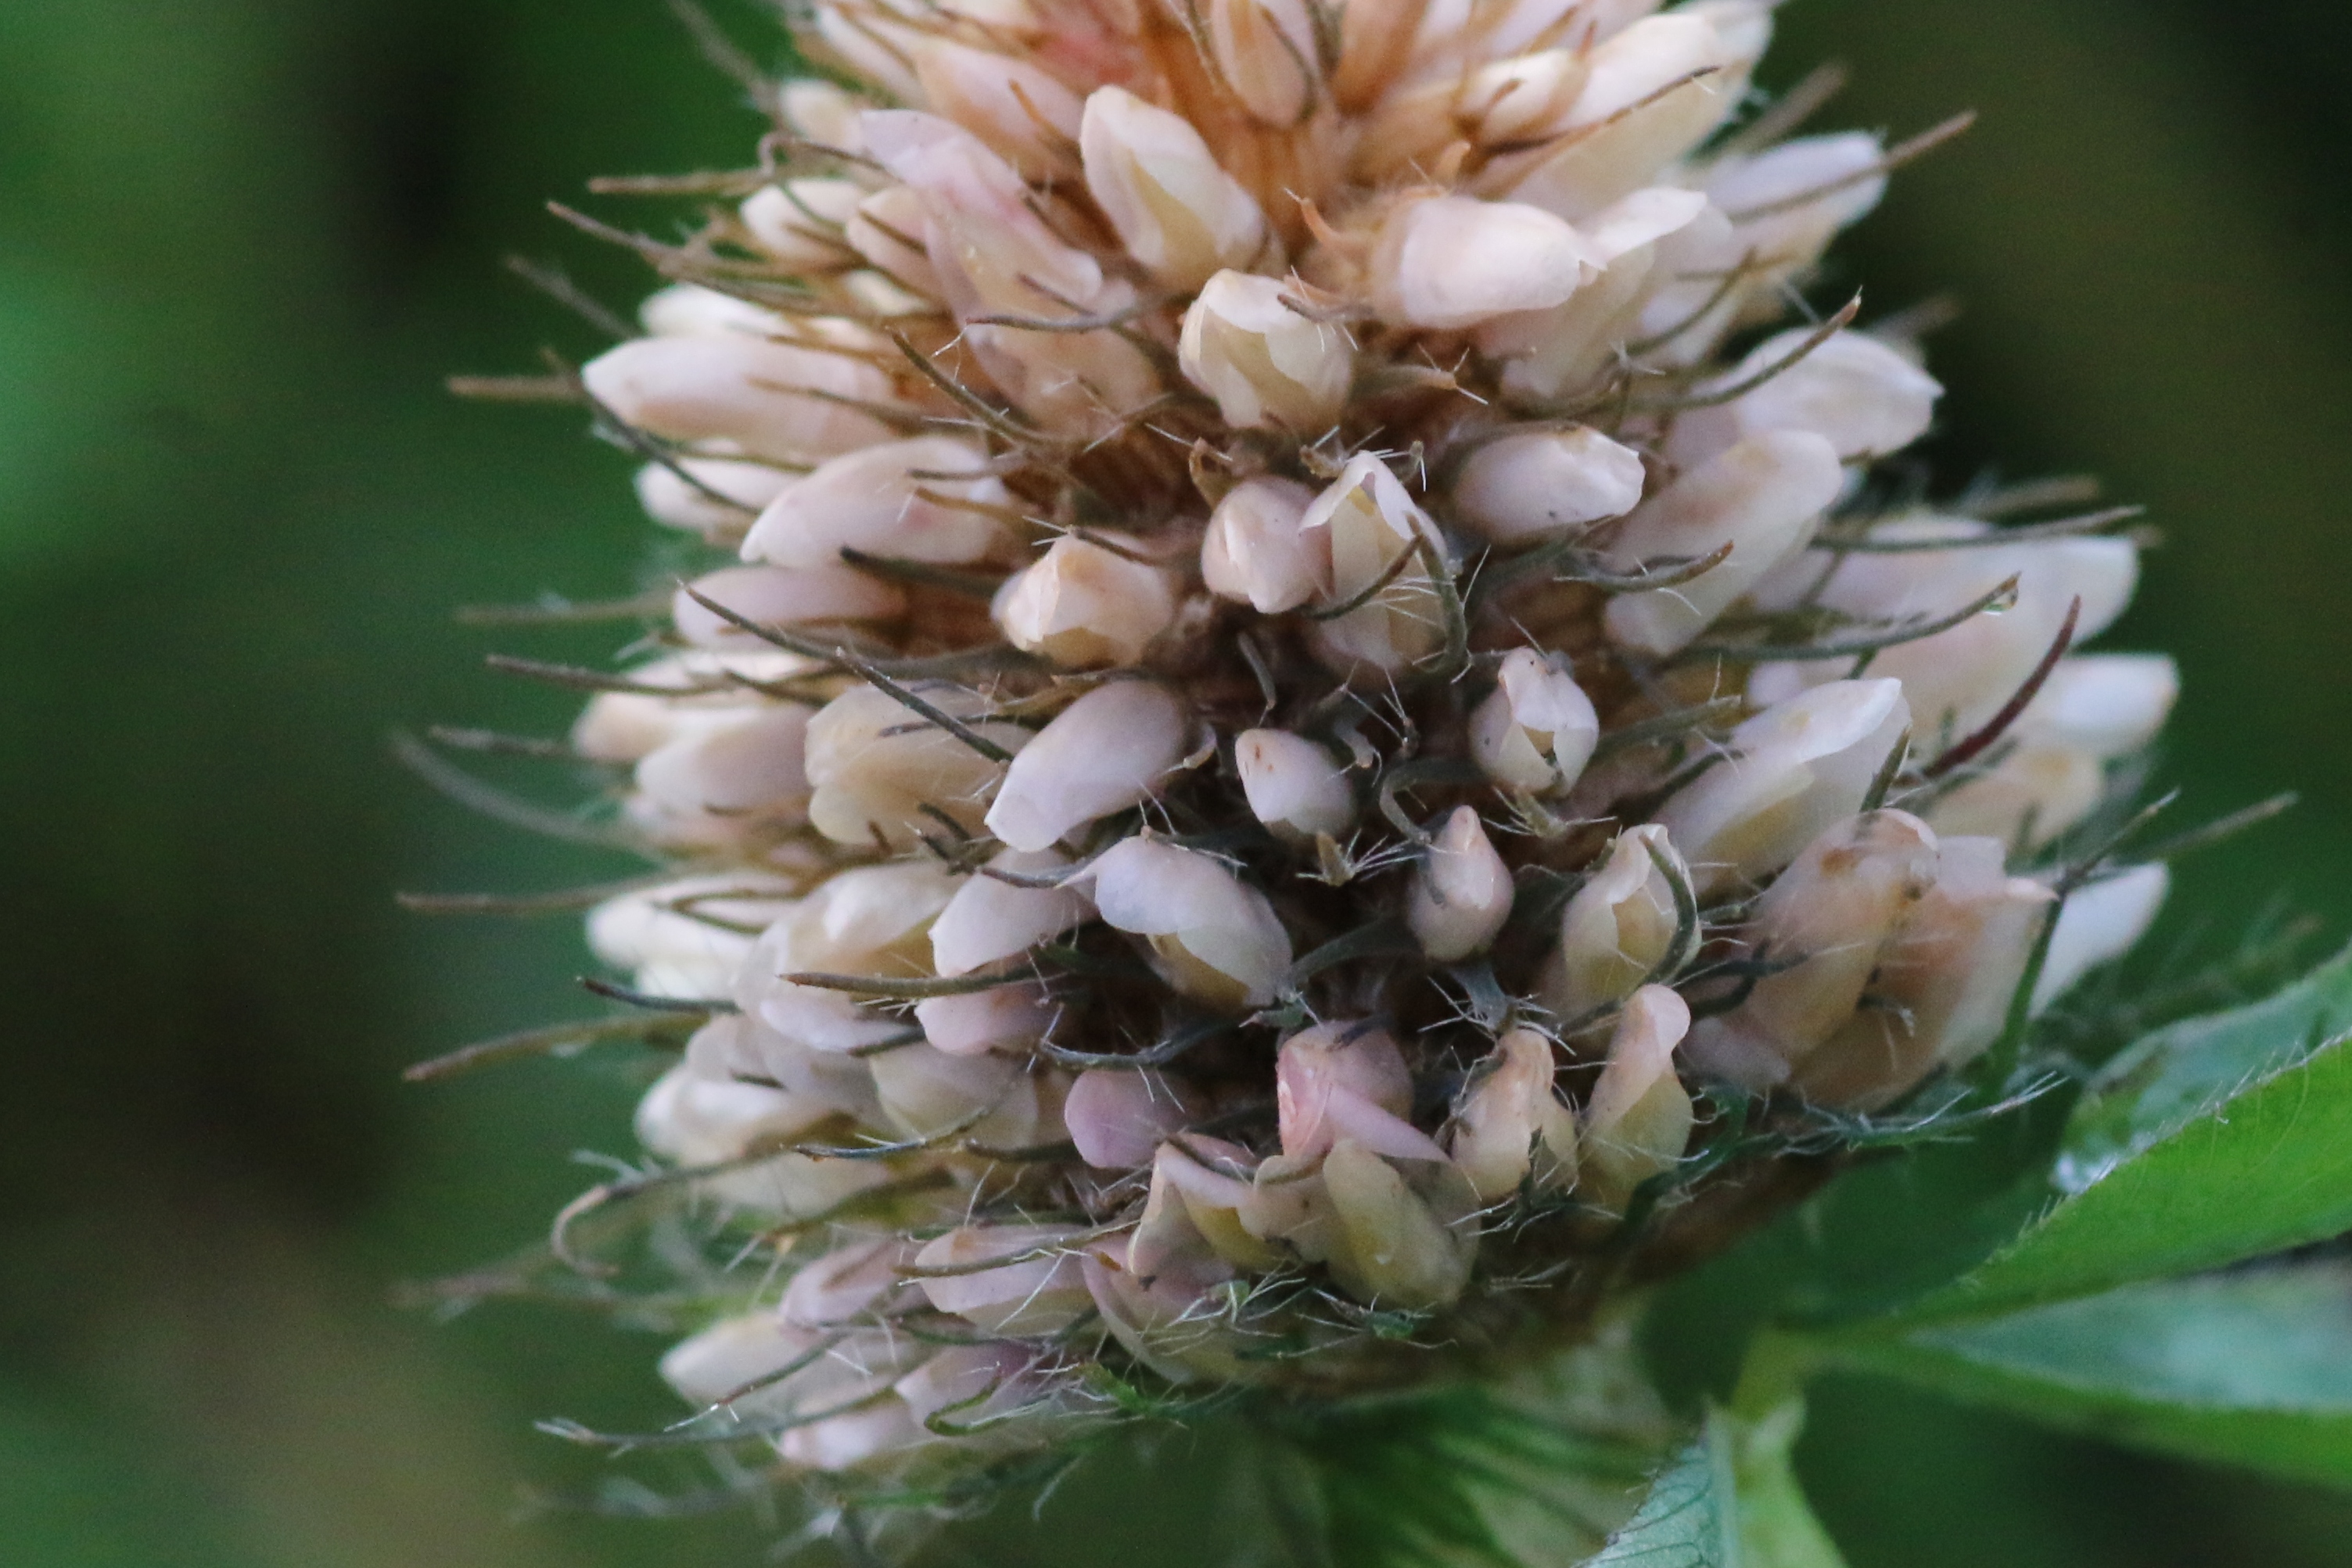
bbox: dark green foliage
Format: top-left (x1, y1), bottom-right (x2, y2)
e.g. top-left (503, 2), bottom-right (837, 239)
top-left (1838, 1267), bottom-right (2352, 1491)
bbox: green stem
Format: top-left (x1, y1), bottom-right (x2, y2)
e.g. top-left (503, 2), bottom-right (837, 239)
top-left (1729, 1328), bottom-right (1823, 1424)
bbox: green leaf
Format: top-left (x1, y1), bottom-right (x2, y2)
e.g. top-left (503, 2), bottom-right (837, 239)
top-left (1838, 942), bottom-right (2352, 1326)
top-left (1579, 1405), bottom-right (1847, 1568)
top-left (1833, 1265), bottom-right (2352, 1492)
top-left (1653, 938), bottom-right (2352, 1349)
top-left (1309, 1391), bottom-right (1653, 1568)
top-left (1896, 1023), bottom-right (2352, 1322)
top-left (1585, 1433), bottom-right (1730, 1568)
top-left (1263, 1330), bottom-right (1856, 1568)
top-left (2059, 940), bottom-right (2352, 1193)
top-left (1277, 1329), bottom-right (1674, 1568)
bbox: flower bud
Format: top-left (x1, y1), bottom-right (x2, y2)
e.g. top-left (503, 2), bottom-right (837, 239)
top-left (841, 265), bottom-right (934, 320)
top-left (1657, 678), bottom-right (1912, 896)
top-left (804, 684), bottom-right (1029, 848)
top-left (985, 680), bottom-right (1190, 852)
top-left (894, 1343), bottom-right (1065, 1451)
top-left (688, 1015), bottom-right (881, 1127)
top-left (1469, 648), bottom-right (1600, 793)
top-left (1081, 88), bottom-right (1270, 289)
top-left (739, 178), bottom-right (865, 271)
top-left (1179, 271), bottom-right (1353, 433)
top-left (1368, 196), bottom-right (1599, 330)
top-left (914, 1225), bottom-right (1095, 1337)
top-left (1463, 48), bottom-right (1591, 144)
top-left (844, 183), bottom-right (946, 296)
top-left (1203, 0), bottom-right (1321, 126)
top-left (1578, 984), bottom-right (1693, 1211)
top-left (813, 0), bottom-right (924, 102)
top-left (1355, 51), bottom-right (1590, 183)
top-left (1539, 825), bottom-right (1684, 1021)
top-left (780, 1398), bottom-right (925, 1474)
top-left (1451, 426), bottom-right (1647, 542)
top-left (1088, 1143), bottom-right (1266, 1380)
top-left (1439, 0), bottom-right (1662, 69)
top-left (931, 849), bottom-right (1097, 976)
top-left (697, 1309), bottom-right (920, 1446)
top-left (1237, 728), bottom-right (1356, 842)
top-left (1789, 837), bottom-right (2054, 1107)
top-left (869, 1040), bottom-right (1037, 1146)
top-left (1684, 810), bottom-right (1940, 1090)
top-left (738, 860), bottom-right (950, 992)
top-left (1084, 1246), bottom-right (1242, 1386)
top-left (1144, 1136), bottom-right (1280, 1275)
top-left (1934, 746), bottom-right (2106, 854)
top-left (1275, 1021), bottom-right (1446, 1164)
top-left (1303, 454), bottom-right (1448, 675)
top-left (2032, 863), bottom-right (2168, 1015)
top-left (1279, 1018), bottom-right (1409, 1117)
top-left (636, 1060), bottom-right (894, 1215)
top-left (673, 564), bottom-right (906, 648)
top-left (580, 335), bottom-right (898, 465)
top-left (2021, 655), bottom-right (2181, 757)
top-left (1603, 430), bottom-right (1844, 655)
top-left (864, 109), bottom-right (1162, 432)
top-left (738, 931), bottom-right (950, 1053)
top-left (1926, 655), bottom-right (2178, 849)
top-left (1329, 0), bottom-right (1431, 110)
top-left (1088, 838), bottom-right (1291, 1010)
top-left (741, 436), bottom-right (1011, 570)
top-left (1672, 330), bottom-right (1941, 470)
top-left (1321, 1139), bottom-right (1478, 1310)
top-left (1707, 131), bottom-right (1887, 295)
top-left (635, 1060), bottom-right (831, 1162)
top-left (637, 283), bottom-right (790, 340)
top-left (915, 981), bottom-right (1059, 1056)
top-left (893, 1338), bottom-right (1023, 1421)
top-left (1680, 0), bottom-right (1772, 72)
top-left (1409, 806), bottom-right (1515, 962)
top-left (781, 1237), bottom-right (918, 1329)
top-left (781, 77), bottom-right (870, 152)
top-left (633, 703), bottom-right (816, 828)
top-left (1237, 1151), bottom-right (1341, 1261)
top-left (964, 318), bottom-right (1165, 440)
top-left (810, 1377), bottom-right (956, 1471)
top-left (804, 1390), bottom-right (943, 1477)
top-left (589, 873), bottom-right (794, 1000)
top-left (1448, 1028), bottom-right (1578, 1203)
top-left (659, 1311), bottom-right (819, 1419)
top-left (1200, 475), bottom-right (1330, 612)
top-left (634, 458), bottom-right (796, 542)
top-left (861, 109), bottom-right (1111, 306)
top-left (1733, 330), bottom-right (1937, 459)
top-left (911, 40), bottom-right (1083, 181)
top-left (569, 651), bottom-right (792, 762)
top-left (1483, 185), bottom-right (1715, 400)
top-left (1502, 14), bottom-right (1740, 220)
top-left (1752, 522), bottom-right (2141, 742)
top-left (992, 535), bottom-right (1180, 668)
top-left (1065, 1069), bottom-right (1202, 1168)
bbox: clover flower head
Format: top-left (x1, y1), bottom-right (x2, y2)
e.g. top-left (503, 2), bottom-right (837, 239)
top-left (422, 0), bottom-right (2187, 1547)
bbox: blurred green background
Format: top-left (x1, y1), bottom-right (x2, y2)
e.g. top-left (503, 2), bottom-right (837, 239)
top-left (5, 1), bottom-right (2352, 1563)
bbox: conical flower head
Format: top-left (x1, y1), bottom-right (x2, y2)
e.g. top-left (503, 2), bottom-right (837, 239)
top-left (432, 0), bottom-right (2185, 1533)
